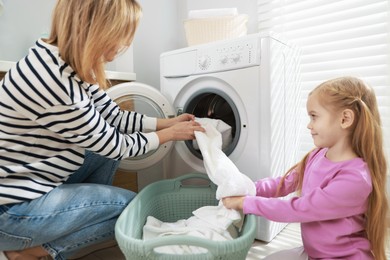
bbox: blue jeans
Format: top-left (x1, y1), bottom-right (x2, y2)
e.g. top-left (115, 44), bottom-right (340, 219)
top-left (0, 151), bottom-right (136, 260)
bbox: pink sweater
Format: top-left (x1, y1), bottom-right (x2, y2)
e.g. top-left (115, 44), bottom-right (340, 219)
top-left (243, 148), bottom-right (373, 259)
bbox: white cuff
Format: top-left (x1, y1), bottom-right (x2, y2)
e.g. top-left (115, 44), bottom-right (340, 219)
top-left (143, 116), bottom-right (157, 131)
top-left (144, 132), bottom-right (159, 151)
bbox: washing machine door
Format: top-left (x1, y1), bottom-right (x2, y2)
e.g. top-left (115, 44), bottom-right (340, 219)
top-left (106, 82), bottom-right (175, 170)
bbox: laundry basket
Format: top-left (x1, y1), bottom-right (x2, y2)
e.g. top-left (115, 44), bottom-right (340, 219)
top-left (115, 173), bottom-right (257, 260)
top-left (184, 14), bottom-right (248, 46)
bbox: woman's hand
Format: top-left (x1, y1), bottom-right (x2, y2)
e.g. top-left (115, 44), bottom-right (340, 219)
top-left (222, 196), bottom-right (245, 211)
top-left (174, 113), bottom-right (196, 123)
top-left (156, 113), bottom-right (196, 130)
top-left (156, 114), bottom-right (205, 144)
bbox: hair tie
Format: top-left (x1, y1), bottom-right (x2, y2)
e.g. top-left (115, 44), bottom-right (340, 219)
top-left (353, 97), bottom-right (364, 105)
top-left (352, 97), bottom-right (368, 112)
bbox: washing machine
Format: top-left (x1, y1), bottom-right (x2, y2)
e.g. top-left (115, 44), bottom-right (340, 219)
top-left (160, 33), bottom-right (301, 242)
top-left (106, 33), bottom-right (301, 242)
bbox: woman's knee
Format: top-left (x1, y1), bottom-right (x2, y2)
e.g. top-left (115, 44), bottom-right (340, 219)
top-left (0, 184), bottom-right (135, 251)
top-left (54, 184), bottom-right (136, 209)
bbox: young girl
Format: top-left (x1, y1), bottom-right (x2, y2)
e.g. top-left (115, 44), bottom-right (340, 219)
top-left (0, 0), bottom-right (204, 259)
top-left (223, 77), bottom-right (388, 260)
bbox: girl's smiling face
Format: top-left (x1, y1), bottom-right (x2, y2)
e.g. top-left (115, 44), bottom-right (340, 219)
top-left (306, 92), bottom-right (344, 149)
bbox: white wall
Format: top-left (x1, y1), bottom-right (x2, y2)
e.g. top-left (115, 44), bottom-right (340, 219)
top-left (0, 0), bottom-right (55, 61)
top-left (132, 0), bottom-right (258, 88)
top-left (132, 0), bottom-right (184, 88)
top-left (0, 0), bottom-right (134, 74)
top-left (0, 0), bottom-right (258, 89)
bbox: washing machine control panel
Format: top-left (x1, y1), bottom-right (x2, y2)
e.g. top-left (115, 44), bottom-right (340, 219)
top-left (196, 36), bottom-right (261, 73)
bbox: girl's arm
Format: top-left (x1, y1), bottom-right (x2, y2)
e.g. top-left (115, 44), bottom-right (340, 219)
top-left (254, 171), bottom-right (298, 198)
top-left (241, 168), bottom-right (371, 223)
top-left (222, 171), bottom-right (298, 210)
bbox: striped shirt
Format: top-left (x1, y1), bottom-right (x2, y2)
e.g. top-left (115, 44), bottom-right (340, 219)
top-left (0, 39), bottom-right (159, 205)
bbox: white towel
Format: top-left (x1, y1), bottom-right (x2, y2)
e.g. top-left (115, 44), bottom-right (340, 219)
top-left (143, 215), bottom-right (237, 254)
top-left (192, 203), bottom-right (241, 230)
top-left (192, 118), bottom-right (232, 150)
top-left (188, 8), bottom-right (238, 19)
top-left (194, 120), bottom-right (256, 200)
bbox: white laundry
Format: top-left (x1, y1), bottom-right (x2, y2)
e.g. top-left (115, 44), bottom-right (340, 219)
top-left (192, 117), bottom-right (232, 150)
top-left (194, 119), bottom-right (256, 200)
top-left (142, 118), bottom-right (255, 255)
top-left (192, 203), bottom-right (242, 230)
top-left (143, 215), bottom-right (237, 254)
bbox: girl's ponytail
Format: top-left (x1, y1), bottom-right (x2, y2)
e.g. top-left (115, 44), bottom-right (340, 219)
top-left (353, 97), bottom-right (388, 260)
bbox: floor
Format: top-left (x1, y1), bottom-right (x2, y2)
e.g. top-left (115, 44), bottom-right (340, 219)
top-left (73, 223), bottom-right (390, 259)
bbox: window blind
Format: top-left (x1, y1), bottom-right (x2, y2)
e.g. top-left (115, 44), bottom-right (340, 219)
top-left (258, 0), bottom-right (390, 170)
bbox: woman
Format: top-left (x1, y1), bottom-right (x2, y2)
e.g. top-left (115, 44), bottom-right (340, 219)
top-left (0, 0), bottom-right (204, 259)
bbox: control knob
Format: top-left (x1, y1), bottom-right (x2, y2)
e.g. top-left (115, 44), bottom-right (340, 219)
top-left (199, 55), bottom-right (211, 70)
top-left (220, 56), bottom-right (229, 64)
top-left (232, 53), bottom-right (241, 63)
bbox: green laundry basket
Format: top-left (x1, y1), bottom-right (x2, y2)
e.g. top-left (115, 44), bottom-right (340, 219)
top-left (115, 173), bottom-right (257, 260)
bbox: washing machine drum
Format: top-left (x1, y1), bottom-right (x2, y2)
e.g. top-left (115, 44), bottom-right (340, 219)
top-left (106, 82), bottom-right (175, 171)
top-left (183, 91), bottom-right (240, 160)
top-left (187, 93), bottom-right (236, 135)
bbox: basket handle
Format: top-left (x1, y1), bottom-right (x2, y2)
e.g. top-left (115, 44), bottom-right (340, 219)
top-left (173, 172), bottom-right (217, 190)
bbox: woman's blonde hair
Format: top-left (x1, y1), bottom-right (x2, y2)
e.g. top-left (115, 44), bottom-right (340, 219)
top-left (278, 76), bottom-right (388, 260)
top-left (47, 0), bottom-right (142, 89)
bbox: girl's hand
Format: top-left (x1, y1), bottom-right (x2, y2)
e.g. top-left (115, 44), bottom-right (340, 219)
top-left (222, 196), bottom-right (245, 210)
